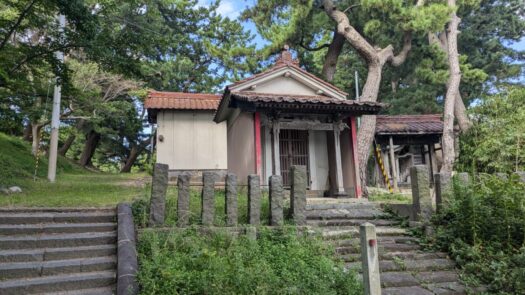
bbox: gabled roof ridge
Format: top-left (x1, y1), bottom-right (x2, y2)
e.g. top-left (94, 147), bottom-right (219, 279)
top-left (228, 61), bottom-right (348, 97)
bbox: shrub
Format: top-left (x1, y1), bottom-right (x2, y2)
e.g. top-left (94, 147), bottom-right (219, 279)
top-left (137, 228), bottom-right (362, 295)
top-left (432, 174), bottom-right (525, 294)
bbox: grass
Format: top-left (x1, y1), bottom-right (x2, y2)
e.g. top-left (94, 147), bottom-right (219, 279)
top-left (137, 228), bottom-right (362, 295)
top-left (368, 192), bottom-right (412, 204)
top-left (0, 132), bottom-right (151, 207)
top-left (0, 172), bottom-right (150, 207)
top-left (0, 132), bottom-right (79, 187)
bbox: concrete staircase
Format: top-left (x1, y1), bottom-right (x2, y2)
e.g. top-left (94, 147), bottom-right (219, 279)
top-left (306, 200), bottom-right (467, 295)
top-left (0, 208), bottom-right (117, 295)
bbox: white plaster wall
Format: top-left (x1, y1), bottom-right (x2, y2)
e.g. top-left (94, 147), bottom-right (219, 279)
top-left (251, 76), bottom-right (318, 96)
top-left (227, 112), bottom-right (255, 184)
top-left (309, 130), bottom-right (329, 190)
top-left (156, 111), bottom-right (227, 170)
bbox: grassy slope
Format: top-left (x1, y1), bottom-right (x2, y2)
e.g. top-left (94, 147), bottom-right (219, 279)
top-left (0, 132), bottom-right (149, 207)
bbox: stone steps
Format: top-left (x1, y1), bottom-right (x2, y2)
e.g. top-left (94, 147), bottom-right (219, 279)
top-left (0, 211), bottom-right (116, 224)
top-left (0, 244), bottom-right (116, 263)
top-left (307, 218), bottom-right (399, 227)
top-left (0, 256), bottom-right (116, 280)
top-left (0, 209), bottom-right (117, 294)
top-left (0, 222), bottom-right (116, 235)
top-left (307, 201), bottom-right (468, 294)
top-left (0, 271), bottom-right (116, 295)
top-left (0, 231), bottom-right (117, 250)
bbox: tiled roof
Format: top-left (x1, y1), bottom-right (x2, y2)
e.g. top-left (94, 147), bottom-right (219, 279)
top-left (376, 114), bottom-right (443, 135)
top-left (145, 91), bottom-right (221, 110)
top-left (231, 92), bottom-right (383, 108)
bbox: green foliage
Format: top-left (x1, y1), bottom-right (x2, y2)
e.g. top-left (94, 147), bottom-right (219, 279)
top-left (458, 87), bottom-right (525, 173)
top-left (0, 132), bottom-right (74, 186)
top-left (432, 174), bottom-right (525, 293)
top-left (137, 228), bottom-right (362, 294)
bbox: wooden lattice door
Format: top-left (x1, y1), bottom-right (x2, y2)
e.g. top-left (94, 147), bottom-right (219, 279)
top-left (279, 129), bottom-right (310, 187)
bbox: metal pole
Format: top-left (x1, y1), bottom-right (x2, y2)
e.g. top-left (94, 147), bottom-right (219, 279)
top-left (47, 14), bottom-right (65, 182)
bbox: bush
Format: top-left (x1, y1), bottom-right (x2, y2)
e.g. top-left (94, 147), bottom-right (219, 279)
top-left (432, 174), bottom-right (525, 294)
top-left (458, 86), bottom-right (525, 173)
top-left (137, 228), bottom-right (362, 295)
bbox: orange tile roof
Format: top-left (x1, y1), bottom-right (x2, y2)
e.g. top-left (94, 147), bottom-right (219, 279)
top-left (145, 91), bottom-right (221, 110)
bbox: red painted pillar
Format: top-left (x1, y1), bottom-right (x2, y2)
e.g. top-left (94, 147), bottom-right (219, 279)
top-left (254, 112), bottom-right (262, 177)
top-left (350, 117), bottom-right (362, 198)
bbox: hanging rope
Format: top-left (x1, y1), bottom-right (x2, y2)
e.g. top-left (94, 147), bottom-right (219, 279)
top-left (374, 141), bottom-right (393, 193)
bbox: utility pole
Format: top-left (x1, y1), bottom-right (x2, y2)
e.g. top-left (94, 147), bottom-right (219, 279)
top-left (48, 14), bottom-right (65, 182)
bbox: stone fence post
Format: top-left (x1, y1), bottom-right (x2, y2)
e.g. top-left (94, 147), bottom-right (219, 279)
top-left (225, 173), bottom-right (238, 226)
top-left (201, 172), bottom-right (217, 226)
top-left (248, 174), bottom-right (261, 225)
top-left (410, 165), bottom-right (433, 222)
top-left (434, 172), bottom-right (451, 212)
top-left (290, 165), bottom-right (307, 225)
top-left (360, 222), bottom-right (381, 295)
top-left (148, 163), bottom-right (169, 226)
top-left (269, 175), bottom-right (284, 226)
top-left (177, 173), bottom-right (191, 227)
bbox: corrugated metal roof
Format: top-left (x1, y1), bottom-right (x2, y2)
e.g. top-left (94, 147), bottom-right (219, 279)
top-left (145, 91), bottom-right (221, 110)
top-left (376, 114), bottom-right (443, 135)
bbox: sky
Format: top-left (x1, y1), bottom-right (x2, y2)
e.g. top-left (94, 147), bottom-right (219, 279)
top-left (200, 0), bottom-right (525, 52)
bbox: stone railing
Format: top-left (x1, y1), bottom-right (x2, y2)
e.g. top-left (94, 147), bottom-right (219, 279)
top-left (147, 163), bottom-right (308, 228)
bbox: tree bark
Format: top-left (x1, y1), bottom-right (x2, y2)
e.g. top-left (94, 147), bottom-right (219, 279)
top-left (23, 124), bottom-right (32, 142)
top-left (59, 120), bottom-right (85, 156)
top-left (441, 1), bottom-right (461, 173)
top-left (58, 134), bottom-right (76, 156)
top-left (321, 31), bottom-right (345, 82)
top-left (429, 33), bottom-right (472, 132)
top-left (454, 93), bottom-right (472, 131)
top-left (321, 0), bottom-right (414, 194)
top-left (120, 145), bottom-right (140, 173)
top-left (79, 130), bottom-right (100, 167)
top-left (31, 123), bottom-right (43, 156)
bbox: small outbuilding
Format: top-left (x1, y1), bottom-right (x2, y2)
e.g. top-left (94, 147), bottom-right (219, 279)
top-left (145, 47), bottom-right (384, 198)
top-left (373, 114), bottom-right (443, 190)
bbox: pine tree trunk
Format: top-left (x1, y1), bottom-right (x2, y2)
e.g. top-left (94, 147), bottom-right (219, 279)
top-left (58, 134), bottom-right (76, 156)
top-left (454, 93), bottom-right (472, 132)
top-left (23, 124), bottom-right (32, 142)
top-left (357, 63), bottom-right (383, 193)
top-left (321, 31), bottom-right (345, 82)
top-left (441, 3), bottom-right (461, 173)
top-left (79, 131), bottom-right (100, 167)
top-left (31, 123), bottom-right (42, 156)
top-left (59, 120), bottom-right (84, 156)
top-left (120, 145), bottom-right (140, 173)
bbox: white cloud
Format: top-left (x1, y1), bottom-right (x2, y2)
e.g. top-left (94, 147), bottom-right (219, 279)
top-left (196, 0), bottom-right (241, 19)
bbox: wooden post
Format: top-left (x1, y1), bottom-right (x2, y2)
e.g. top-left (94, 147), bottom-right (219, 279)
top-left (254, 112), bottom-right (262, 178)
top-left (349, 117), bottom-right (362, 198)
top-left (333, 121), bottom-right (346, 195)
top-left (360, 222), bottom-right (381, 295)
top-left (389, 136), bottom-right (398, 191)
top-left (272, 121), bottom-right (281, 175)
